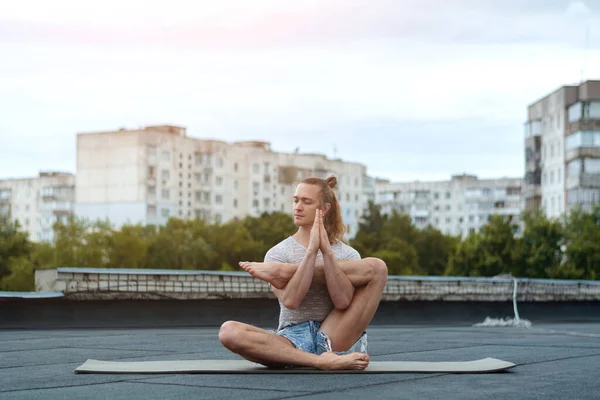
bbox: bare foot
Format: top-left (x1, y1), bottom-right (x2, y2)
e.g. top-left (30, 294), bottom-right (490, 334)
top-left (317, 352), bottom-right (370, 370)
top-left (239, 262), bottom-right (292, 289)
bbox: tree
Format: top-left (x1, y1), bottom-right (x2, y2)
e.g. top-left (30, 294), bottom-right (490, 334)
top-left (373, 237), bottom-right (419, 275)
top-left (0, 215), bottom-right (32, 281)
top-left (415, 227), bottom-right (459, 276)
top-left (514, 210), bottom-right (564, 278)
top-left (446, 215), bottom-right (518, 277)
top-left (560, 204), bottom-right (600, 280)
top-left (242, 212), bottom-right (296, 257)
top-left (108, 224), bottom-right (152, 269)
top-left (351, 201), bottom-right (388, 254)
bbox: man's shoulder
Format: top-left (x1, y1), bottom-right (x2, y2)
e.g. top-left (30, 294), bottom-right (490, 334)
top-left (332, 240), bottom-right (361, 259)
top-left (269, 236), bottom-right (295, 251)
top-left (264, 236), bottom-right (295, 262)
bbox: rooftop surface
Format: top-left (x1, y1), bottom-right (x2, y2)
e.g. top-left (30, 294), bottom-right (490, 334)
top-left (2, 322), bottom-right (599, 399)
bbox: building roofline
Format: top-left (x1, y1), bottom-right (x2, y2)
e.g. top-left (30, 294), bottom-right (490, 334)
top-left (527, 80), bottom-right (600, 108)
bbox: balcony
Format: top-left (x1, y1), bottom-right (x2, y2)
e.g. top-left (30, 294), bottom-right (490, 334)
top-left (565, 147), bottom-right (600, 163)
top-left (566, 119), bottom-right (600, 135)
top-left (566, 173), bottom-right (600, 190)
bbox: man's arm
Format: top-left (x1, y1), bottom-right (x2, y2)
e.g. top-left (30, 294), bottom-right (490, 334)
top-left (269, 213), bottom-right (321, 310)
top-left (321, 250), bottom-right (355, 310)
top-left (316, 210), bottom-right (355, 310)
top-left (271, 249), bottom-right (317, 309)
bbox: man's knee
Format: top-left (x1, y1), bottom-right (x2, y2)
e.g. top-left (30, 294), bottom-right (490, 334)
top-left (219, 320), bottom-right (244, 350)
top-left (366, 257), bottom-right (388, 282)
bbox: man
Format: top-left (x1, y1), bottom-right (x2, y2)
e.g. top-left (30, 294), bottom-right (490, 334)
top-left (219, 176), bottom-right (388, 370)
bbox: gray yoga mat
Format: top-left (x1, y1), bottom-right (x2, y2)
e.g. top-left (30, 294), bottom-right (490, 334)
top-left (75, 357), bottom-right (516, 374)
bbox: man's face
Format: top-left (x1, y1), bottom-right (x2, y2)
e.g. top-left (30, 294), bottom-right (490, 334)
top-left (292, 183), bottom-right (321, 227)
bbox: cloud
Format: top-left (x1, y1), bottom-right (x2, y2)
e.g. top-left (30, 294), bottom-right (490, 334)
top-left (1, 0), bottom-right (598, 48)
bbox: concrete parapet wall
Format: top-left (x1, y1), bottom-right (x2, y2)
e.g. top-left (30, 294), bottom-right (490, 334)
top-left (35, 268), bottom-right (600, 302)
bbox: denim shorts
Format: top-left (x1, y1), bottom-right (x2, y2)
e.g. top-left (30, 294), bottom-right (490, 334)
top-left (274, 320), bottom-right (368, 356)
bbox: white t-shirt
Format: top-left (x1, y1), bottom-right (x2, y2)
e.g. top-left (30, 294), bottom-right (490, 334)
top-left (264, 236), bottom-right (361, 330)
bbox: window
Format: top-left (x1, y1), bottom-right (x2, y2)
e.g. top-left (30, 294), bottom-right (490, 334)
top-left (161, 208), bottom-right (170, 217)
top-left (147, 205), bottom-right (156, 216)
top-left (217, 158), bottom-right (224, 168)
top-left (253, 163), bottom-right (260, 173)
top-left (253, 182), bottom-right (260, 195)
top-left (434, 192), bottom-right (439, 199)
top-left (195, 191), bottom-right (201, 201)
top-left (216, 195), bottom-right (223, 204)
top-left (203, 192), bottom-right (210, 203)
top-left (161, 170), bottom-right (170, 181)
top-left (558, 167), bottom-right (562, 183)
top-left (253, 199), bottom-right (259, 207)
top-left (148, 166), bottom-right (155, 178)
top-left (355, 194), bottom-right (359, 202)
top-left (215, 213), bottom-right (222, 223)
top-left (445, 192), bottom-right (451, 199)
top-left (234, 180), bottom-right (238, 190)
top-left (550, 170), bottom-right (555, 184)
top-left (161, 189), bottom-right (170, 200)
top-left (233, 199), bottom-right (238, 208)
top-left (162, 151), bottom-right (170, 161)
top-left (566, 131), bottom-right (600, 150)
top-left (446, 218), bottom-right (451, 224)
top-left (445, 205), bottom-right (451, 211)
top-left (234, 163), bottom-right (238, 172)
top-left (148, 186), bottom-right (156, 198)
top-left (216, 176), bottom-right (223, 186)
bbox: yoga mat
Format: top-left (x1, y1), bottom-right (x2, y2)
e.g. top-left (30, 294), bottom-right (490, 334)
top-left (75, 357), bottom-right (516, 374)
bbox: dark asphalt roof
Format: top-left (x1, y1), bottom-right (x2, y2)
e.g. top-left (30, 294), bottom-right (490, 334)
top-left (1, 322), bottom-right (599, 399)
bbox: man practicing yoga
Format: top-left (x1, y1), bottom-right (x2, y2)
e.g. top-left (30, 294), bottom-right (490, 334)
top-left (219, 176), bottom-right (388, 370)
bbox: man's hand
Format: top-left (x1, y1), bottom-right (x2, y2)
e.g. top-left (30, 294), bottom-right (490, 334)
top-left (318, 210), bottom-right (333, 256)
top-left (307, 209), bottom-right (321, 254)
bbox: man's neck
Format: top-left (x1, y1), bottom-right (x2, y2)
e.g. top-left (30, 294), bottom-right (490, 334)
top-left (292, 227), bottom-right (311, 248)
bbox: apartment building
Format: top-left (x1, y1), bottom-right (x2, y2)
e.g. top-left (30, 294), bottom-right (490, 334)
top-left (375, 174), bottom-right (522, 237)
top-left (75, 125), bottom-right (368, 237)
top-left (524, 80), bottom-right (600, 216)
top-left (0, 172), bottom-right (75, 241)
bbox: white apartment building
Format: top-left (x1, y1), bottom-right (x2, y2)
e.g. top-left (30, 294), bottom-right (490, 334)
top-left (524, 80), bottom-right (600, 216)
top-left (75, 125), bottom-right (368, 237)
top-left (375, 174), bottom-right (522, 237)
top-left (0, 172), bottom-right (75, 242)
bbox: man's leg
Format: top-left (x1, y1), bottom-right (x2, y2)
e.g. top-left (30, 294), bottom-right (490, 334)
top-left (218, 320), bottom-right (369, 370)
top-left (240, 257), bottom-right (381, 289)
top-left (317, 258), bottom-right (388, 352)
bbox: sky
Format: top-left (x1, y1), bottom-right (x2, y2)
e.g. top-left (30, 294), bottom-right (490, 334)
top-left (1, 0), bottom-right (599, 182)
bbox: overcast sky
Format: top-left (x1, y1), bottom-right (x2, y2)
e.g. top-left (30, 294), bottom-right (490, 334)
top-left (1, 0), bottom-right (599, 182)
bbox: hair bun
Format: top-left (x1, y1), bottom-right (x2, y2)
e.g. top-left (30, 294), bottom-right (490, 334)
top-left (326, 176), bottom-right (337, 189)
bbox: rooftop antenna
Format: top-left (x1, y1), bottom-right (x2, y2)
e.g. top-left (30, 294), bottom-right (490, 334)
top-left (580, 23), bottom-right (590, 83)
